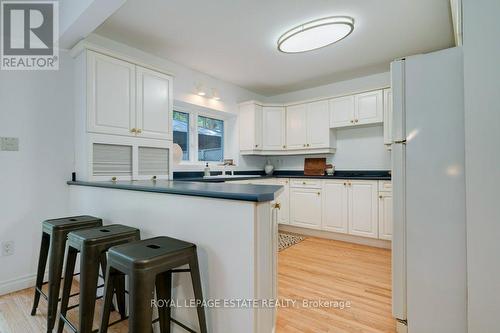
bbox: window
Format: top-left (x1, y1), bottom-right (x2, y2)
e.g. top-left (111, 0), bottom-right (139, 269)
top-left (173, 111), bottom-right (189, 160)
top-left (197, 115), bottom-right (224, 162)
top-left (172, 110), bottom-right (225, 163)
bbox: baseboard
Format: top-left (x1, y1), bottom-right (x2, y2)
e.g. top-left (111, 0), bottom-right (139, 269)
top-left (279, 225), bottom-right (392, 249)
top-left (0, 273), bottom-right (40, 296)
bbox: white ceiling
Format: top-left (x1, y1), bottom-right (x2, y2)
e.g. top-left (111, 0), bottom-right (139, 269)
top-left (95, 0), bottom-right (454, 96)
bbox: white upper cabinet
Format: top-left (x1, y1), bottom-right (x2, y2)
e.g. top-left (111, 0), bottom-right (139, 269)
top-left (322, 180), bottom-right (348, 233)
top-left (87, 51), bottom-right (172, 140)
top-left (383, 88), bottom-right (393, 146)
top-left (286, 104), bottom-right (308, 149)
top-left (239, 102), bottom-right (263, 152)
top-left (355, 90), bottom-right (383, 125)
top-left (306, 100), bottom-right (330, 148)
top-left (262, 106), bottom-right (286, 150)
top-left (88, 51), bottom-right (136, 136)
top-left (329, 89), bottom-right (384, 128)
top-left (329, 95), bottom-right (355, 128)
top-left (348, 180), bottom-right (378, 238)
top-left (136, 66), bottom-right (173, 140)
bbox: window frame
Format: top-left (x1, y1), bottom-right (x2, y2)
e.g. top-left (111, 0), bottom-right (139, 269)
top-left (173, 104), bottom-right (227, 165)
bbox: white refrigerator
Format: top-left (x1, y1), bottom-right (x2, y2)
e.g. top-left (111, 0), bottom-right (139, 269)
top-left (391, 47), bottom-right (467, 333)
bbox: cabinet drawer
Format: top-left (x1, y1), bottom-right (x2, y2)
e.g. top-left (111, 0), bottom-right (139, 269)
top-left (378, 180), bottom-right (392, 191)
top-left (290, 178), bottom-right (322, 189)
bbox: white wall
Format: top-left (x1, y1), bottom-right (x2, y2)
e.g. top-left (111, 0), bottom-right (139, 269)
top-left (463, 0), bottom-right (500, 331)
top-left (258, 72), bottom-right (391, 171)
top-left (0, 51), bottom-right (75, 293)
top-left (86, 34), bottom-right (267, 171)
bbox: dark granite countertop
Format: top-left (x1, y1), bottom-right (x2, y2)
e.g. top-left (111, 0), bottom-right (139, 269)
top-left (173, 170), bottom-right (391, 182)
top-left (67, 180), bottom-right (283, 202)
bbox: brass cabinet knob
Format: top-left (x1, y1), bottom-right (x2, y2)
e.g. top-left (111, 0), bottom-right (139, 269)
top-left (282, 145), bottom-right (286, 149)
top-left (306, 144), bottom-right (310, 147)
top-left (379, 195), bottom-right (383, 199)
top-left (273, 202), bottom-right (281, 209)
top-left (355, 119), bottom-right (359, 123)
top-left (350, 120), bottom-right (354, 123)
top-left (136, 128), bottom-right (142, 134)
top-left (130, 128), bottom-right (136, 133)
top-left (344, 182), bottom-right (347, 186)
top-left (302, 181), bottom-right (306, 185)
top-left (111, 176), bottom-right (117, 181)
top-left (255, 144), bottom-right (258, 148)
top-left (152, 176), bottom-right (157, 180)
top-left (317, 192), bottom-right (320, 196)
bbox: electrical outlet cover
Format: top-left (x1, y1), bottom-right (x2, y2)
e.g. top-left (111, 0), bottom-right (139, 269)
top-left (1, 241), bottom-right (15, 256)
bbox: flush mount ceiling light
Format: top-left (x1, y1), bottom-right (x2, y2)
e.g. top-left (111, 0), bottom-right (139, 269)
top-left (277, 16), bottom-right (354, 53)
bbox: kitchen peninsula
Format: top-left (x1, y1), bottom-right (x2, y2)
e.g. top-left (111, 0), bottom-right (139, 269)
top-left (68, 180), bottom-right (283, 333)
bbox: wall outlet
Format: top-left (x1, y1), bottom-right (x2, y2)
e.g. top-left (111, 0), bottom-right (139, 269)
top-left (1, 241), bottom-right (15, 256)
top-left (0, 137), bottom-right (19, 151)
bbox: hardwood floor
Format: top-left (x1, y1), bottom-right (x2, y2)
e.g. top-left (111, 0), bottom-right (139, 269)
top-left (277, 237), bottom-right (396, 333)
top-left (0, 237), bottom-right (395, 333)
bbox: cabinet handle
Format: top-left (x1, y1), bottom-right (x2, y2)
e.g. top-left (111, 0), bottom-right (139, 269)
top-left (130, 128), bottom-right (137, 133)
top-left (255, 144), bottom-right (259, 148)
top-left (379, 195), bottom-right (383, 199)
top-left (282, 145), bottom-right (286, 149)
top-left (317, 192), bottom-right (320, 196)
top-left (302, 181), bottom-right (306, 185)
top-left (273, 202), bottom-right (281, 210)
top-left (111, 177), bottom-right (117, 182)
top-left (306, 144), bottom-right (310, 147)
top-left (350, 120), bottom-right (354, 123)
top-left (152, 176), bottom-right (157, 181)
top-left (136, 128), bottom-right (142, 134)
top-left (303, 144), bottom-right (306, 147)
top-left (344, 182), bottom-right (347, 186)
top-left (355, 119), bottom-right (359, 123)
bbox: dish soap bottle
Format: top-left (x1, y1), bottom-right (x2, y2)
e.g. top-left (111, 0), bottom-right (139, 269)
top-left (204, 163), bottom-right (210, 177)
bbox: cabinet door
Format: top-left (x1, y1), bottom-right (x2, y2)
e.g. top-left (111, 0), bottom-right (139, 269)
top-left (329, 95), bottom-right (355, 128)
top-left (322, 180), bottom-right (348, 233)
top-left (348, 180), bottom-right (378, 238)
top-left (136, 66), bottom-right (173, 140)
top-left (378, 192), bottom-right (393, 240)
top-left (262, 106), bottom-right (286, 150)
top-left (276, 179), bottom-right (290, 224)
top-left (87, 51), bottom-right (136, 136)
top-left (286, 104), bottom-right (308, 149)
top-left (354, 90), bottom-right (383, 125)
top-left (383, 88), bottom-right (393, 146)
top-left (290, 187), bottom-right (322, 229)
top-left (307, 100), bottom-right (330, 148)
top-left (239, 103), bottom-right (262, 151)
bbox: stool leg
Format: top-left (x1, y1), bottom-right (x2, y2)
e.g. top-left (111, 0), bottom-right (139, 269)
top-left (99, 253), bottom-right (116, 313)
top-left (47, 232), bottom-right (67, 332)
top-left (189, 254), bottom-right (208, 333)
top-left (31, 232), bottom-right (50, 316)
top-left (79, 248), bottom-right (101, 333)
top-left (57, 246), bottom-right (78, 333)
top-left (129, 273), bottom-right (155, 333)
top-left (155, 271), bottom-right (172, 333)
top-left (114, 272), bottom-right (127, 319)
top-left (98, 266), bottom-right (116, 333)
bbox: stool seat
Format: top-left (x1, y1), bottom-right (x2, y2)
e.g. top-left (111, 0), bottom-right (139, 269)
top-left (42, 215), bottom-right (103, 232)
top-left (109, 236), bottom-right (195, 269)
top-left (68, 224), bottom-right (140, 247)
top-left (58, 224), bottom-right (140, 333)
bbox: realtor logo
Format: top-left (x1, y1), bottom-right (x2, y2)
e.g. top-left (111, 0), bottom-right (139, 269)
top-left (1, 0), bottom-right (58, 70)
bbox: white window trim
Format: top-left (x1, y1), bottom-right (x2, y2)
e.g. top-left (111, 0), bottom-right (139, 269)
top-left (173, 104), bottom-right (227, 166)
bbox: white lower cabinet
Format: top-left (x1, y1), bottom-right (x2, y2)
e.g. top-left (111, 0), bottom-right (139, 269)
top-left (275, 179), bottom-right (290, 225)
top-left (378, 191), bottom-right (393, 240)
top-left (290, 187), bottom-right (322, 229)
top-left (322, 180), bottom-right (348, 233)
top-left (348, 180), bottom-right (379, 238)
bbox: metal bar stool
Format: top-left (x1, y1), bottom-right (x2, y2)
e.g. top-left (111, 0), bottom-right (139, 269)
top-left (58, 224), bottom-right (141, 333)
top-left (31, 215), bottom-right (103, 333)
top-left (99, 236), bottom-right (208, 333)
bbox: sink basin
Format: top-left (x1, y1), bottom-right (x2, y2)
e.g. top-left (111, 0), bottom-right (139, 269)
top-left (203, 175), bottom-right (262, 179)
